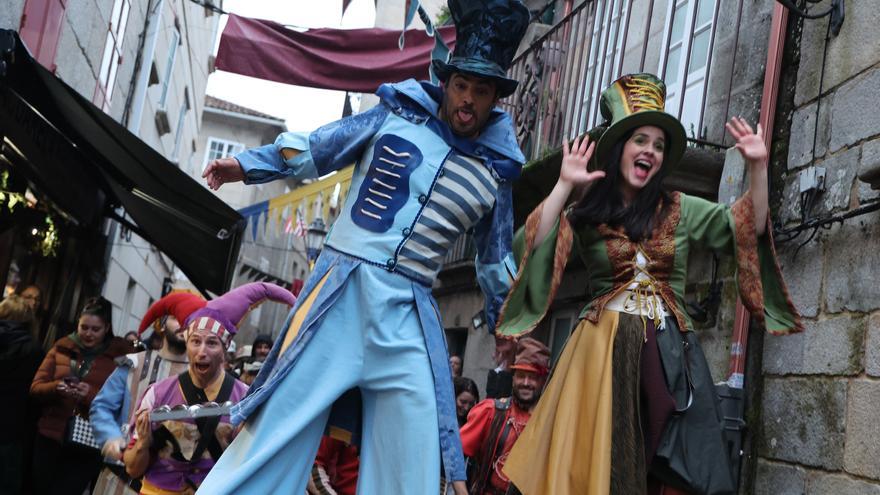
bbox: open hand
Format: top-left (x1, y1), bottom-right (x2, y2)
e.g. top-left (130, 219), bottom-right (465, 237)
top-left (202, 157), bottom-right (245, 190)
top-left (559, 135), bottom-right (605, 187)
top-left (134, 409), bottom-right (152, 448)
top-left (726, 117), bottom-right (767, 166)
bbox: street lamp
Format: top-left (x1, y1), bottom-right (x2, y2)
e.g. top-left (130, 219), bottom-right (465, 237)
top-left (304, 217), bottom-right (327, 269)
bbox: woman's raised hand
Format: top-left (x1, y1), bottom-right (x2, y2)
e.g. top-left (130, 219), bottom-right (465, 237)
top-left (726, 117), bottom-right (767, 166)
top-left (559, 135), bottom-right (605, 187)
top-left (727, 117), bottom-right (770, 234)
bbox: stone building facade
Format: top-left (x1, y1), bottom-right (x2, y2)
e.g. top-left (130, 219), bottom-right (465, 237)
top-left (756, 1), bottom-right (880, 492)
top-left (1, 0), bottom-right (220, 334)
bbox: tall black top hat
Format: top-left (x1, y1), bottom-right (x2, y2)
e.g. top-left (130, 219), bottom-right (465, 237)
top-left (431, 0), bottom-right (530, 98)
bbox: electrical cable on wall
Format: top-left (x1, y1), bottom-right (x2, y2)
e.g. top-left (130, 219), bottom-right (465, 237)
top-left (772, 0), bottom-right (858, 256)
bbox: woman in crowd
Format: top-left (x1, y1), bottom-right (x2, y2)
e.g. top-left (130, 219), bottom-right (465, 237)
top-left (453, 376), bottom-right (480, 427)
top-left (0, 295), bottom-right (42, 494)
top-left (495, 73), bottom-right (802, 494)
top-left (29, 296), bottom-right (136, 495)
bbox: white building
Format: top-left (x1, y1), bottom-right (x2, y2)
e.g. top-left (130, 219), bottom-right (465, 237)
top-left (2, 0), bottom-right (223, 334)
top-left (186, 95), bottom-right (307, 345)
top-left (192, 96), bottom-right (289, 209)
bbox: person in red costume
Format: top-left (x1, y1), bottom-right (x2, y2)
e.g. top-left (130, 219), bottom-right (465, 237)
top-left (307, 436), bottom-right (360, 495)
top-left (459, 338), bottom-right (549, 495)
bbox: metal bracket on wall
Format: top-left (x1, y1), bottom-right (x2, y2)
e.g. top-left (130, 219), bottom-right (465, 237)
top-left (776, 0), bottom-right (845, 36)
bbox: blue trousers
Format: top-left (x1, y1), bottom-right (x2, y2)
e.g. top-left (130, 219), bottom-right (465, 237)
top-left (197, 263), bottom-right (440, 494)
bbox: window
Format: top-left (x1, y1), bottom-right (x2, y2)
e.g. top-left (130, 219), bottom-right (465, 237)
top-left (576, 0), bottom-right (630, 133)
top-left (203, 138), bottom-right (245, 171)
top-left (158, 28), bottom-right (180, 109)
top-left (171, 89), bottom-right (191, 163)
top-left (659, 0), bottom-right (717, 139)
top-left (19, 0), bottom-right (67, 71)
top-left (548, 309), bottom-right (577, 366)
top-left (93, 0), bottom-right (130, 111)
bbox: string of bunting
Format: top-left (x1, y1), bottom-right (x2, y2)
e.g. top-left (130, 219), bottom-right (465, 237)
top-left (236, 166), bottom-right (354, 242)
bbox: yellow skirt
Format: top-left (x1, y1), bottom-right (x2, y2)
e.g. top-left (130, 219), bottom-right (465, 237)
top-left (503, 310), bottom-right (620, 495)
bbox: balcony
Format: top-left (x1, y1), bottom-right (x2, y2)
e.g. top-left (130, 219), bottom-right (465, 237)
top-left (501, 0), bottom-right (745, 162)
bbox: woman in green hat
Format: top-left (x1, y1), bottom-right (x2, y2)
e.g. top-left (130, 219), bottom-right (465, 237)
top-left (494, 74), bottom-right (802, 494)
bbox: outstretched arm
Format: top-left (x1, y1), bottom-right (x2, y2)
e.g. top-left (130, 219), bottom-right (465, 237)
top-left (90, 366), bottom-right (129, 459)
top-left (203, 105), bottom-right (390, 190)
top-left (726, 117), bottom-right (768, 235)
top-left (534, 135), bottom-right (605, 244)
top-left (202, 156), bottom-right (244, 190)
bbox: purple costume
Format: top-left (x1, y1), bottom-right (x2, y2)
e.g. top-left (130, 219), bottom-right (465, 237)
top-left (130, 374), bottom-right (248, 494)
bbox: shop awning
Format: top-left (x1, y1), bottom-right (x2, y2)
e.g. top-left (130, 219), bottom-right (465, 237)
top-left (0, 30), bottom-right (245, 295)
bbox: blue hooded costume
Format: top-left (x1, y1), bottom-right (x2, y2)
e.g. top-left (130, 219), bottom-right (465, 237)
top-left (199, 2), bottom-right (529, 492)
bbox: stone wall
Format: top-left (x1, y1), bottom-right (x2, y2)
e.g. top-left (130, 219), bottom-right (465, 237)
top-left (757, 0), bottom-right (880, 492)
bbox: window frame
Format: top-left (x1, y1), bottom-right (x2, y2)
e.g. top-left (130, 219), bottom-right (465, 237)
top-left (158, 28), bottom-right (180, 109)
top-left (658, 0), bottom-right (718, 140)
top-left (576, 0), bottom-right (630, 134)
top-left (93, 0), bottom-right (131, 111)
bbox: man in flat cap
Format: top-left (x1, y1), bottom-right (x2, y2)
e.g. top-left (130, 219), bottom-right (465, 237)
top-left (460, 338), bottom-right (550, 495)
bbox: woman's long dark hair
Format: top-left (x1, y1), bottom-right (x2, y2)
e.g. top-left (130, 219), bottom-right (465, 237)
top-left (569, 129), bottom-right (672, 242)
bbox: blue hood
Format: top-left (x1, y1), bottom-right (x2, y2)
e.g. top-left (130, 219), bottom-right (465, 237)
top-left (376, 79), bottom-right (525, 180)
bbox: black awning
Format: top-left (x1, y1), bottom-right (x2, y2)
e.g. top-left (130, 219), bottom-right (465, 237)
top-left (0, 30), bottom-right (245, 295)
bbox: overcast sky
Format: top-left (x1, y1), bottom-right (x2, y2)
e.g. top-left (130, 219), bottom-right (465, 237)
top-left (205, 0), bottom-right (377, 133)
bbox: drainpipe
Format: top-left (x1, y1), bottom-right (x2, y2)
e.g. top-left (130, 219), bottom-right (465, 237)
top-left (727, 3), bottom-right (788, 388)
top-left (718, 6), bottom-right (788, 490)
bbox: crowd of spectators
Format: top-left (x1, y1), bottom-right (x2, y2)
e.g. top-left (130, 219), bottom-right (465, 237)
top-left (1, 284), bottom-right (545, 495)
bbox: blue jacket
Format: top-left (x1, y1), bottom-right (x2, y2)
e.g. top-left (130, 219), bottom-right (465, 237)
top-left (237, 79), bottom-right (524, 331)
top-left (89, 362), bottom-right (132, 448)
top-left (233, 80), bottom-right (525, 481)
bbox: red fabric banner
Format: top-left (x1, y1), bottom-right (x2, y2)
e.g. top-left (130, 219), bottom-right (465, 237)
top-left (216, 14), bottom-right (456, 93)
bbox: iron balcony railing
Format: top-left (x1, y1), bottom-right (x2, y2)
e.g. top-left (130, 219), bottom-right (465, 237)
top-left (501, 0), bottom-right (743, 161)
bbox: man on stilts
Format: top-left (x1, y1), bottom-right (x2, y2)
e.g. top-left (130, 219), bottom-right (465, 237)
top-left (197, 1), bottom-right (530, 492)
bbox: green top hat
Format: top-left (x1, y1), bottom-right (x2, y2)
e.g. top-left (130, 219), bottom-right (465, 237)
top-left (594, 73), bottom-right (687, 171)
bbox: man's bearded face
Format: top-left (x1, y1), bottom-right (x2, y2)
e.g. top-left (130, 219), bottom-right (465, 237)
top-left (440, 73), bottom-right (498, 138)
top-left (163, 316), bottom-right (186, 350)
top-left (511, 369), bottom-right (545, 408)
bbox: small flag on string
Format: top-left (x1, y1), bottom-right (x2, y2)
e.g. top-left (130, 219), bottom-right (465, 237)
top-left (292, 208), bottom-right (307, 237)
